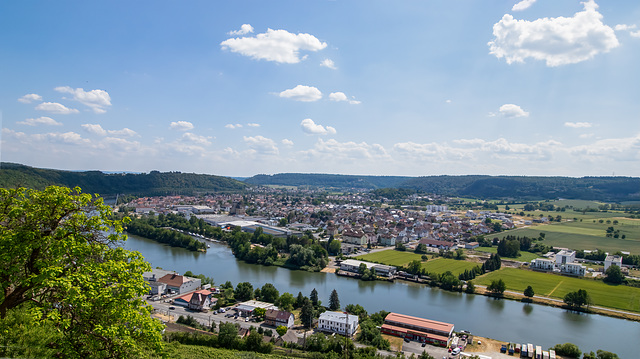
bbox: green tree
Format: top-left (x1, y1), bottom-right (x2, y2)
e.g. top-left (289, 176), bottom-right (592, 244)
top-left (564, 289), bottom-right (591, 309)
top-left (551, 343), bottom-right (581, 358)
top-left (329, 289), bottom-right (340, 310)
top-left (253, 307), bottom-right (266, 321)
top-left (465, 281), bottom-right (475, 294)
top-left (276, 292), bottom-right (295, 312)
top-left (595, 350), bottom-right (620, 359)
top-left (218, 322), bottom-right (239, 348)
top-left (310, 288), bottom-right (319, 306)
top-left (604, 265), bottom-right (624, 284)
top-left (406, 260), bottom-right (422, 275)
top-left (276, 325), bottom-right (288, 336)
top-left (260, 283), bottom-right (280, 303)
top-left (295, 292), bottom-right (305, 309)
top-left (300, 299), bottom-right (314, 328)
top-left (524, 285), bottom-right (535, 298)
top-left (0, 186), bottom-right (164, 358)
top-left (487, 279), bottom-right (506, 295)
top-left (234, 282), bottom-right (254, 302)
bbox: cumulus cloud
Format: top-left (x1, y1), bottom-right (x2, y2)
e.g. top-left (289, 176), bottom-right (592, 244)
top-left (279, 85), bottom-right (323, 102)
top-left (181, 132), bottom-right (212, 146)
top-left (321, 58), bottom-right (337, 69)
top-left (565, 121), bottom-right (592, 128)
top-left (498, 104), bottom-right (529, 118)
top-left (55, 86), bottom-right (112, 114)
top-left (512, 0), bottom-right (536, 12)
top-left (81, 124), bottom-right (138, 137)
top-left (282, 139), bottom-right (294, 146)
top-left (18, 93), bottom-right (42, 104)
top-left (489, 0), bottom-right (619, 66)
top-left (303, 139), bottom-right (389, 161)
top-left (329, 92), bottom-right (361, 104)
top-left (615, 24), bottom-right (640, 38)
top-left (33, 131), bottom-right (91, 146)
top-left (247, 123), bottom-right (260, 127)
top-left (225, 124), bottom-right (243, 129)
top-left (228, 24), bottom-right (254, 36)
top-left (221, 28), bottom-right (327, 64)
top-left (169, 121), bottom-right (194, 131)
top-left (243, 135), bottom-right (279, 154)
top-left (301, 119), bottom-right (336, 135)
top-left (17, 117), bottom-right (62, 126)
top-left (35, 102), bottom-right (79, 114)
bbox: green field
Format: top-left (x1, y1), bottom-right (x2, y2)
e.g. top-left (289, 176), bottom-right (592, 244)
top-left (355, 250), bottom-right (425, 267)
top-left (493, 219), bottom-right (640, 254)
top-left (420, 258), bottom-right (480, 276)
top-left (475, 268), bottom-right (640, 312)
top-left (472, 247), bottom-right (541, 262)
top-left (354, 251), bottom-right (479, 276)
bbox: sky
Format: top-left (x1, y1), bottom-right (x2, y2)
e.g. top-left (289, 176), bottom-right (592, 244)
top-left (1, 0), bottom-right (640, 177)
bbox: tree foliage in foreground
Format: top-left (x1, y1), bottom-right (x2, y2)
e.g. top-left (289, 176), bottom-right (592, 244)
top-left (0, 186), bottom-right (164, 358)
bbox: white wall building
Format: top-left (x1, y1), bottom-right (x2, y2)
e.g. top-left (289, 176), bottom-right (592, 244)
top-left (555, 250), bottom-right (576, 265)
top-left (604, 255), bottom-right (623, 272)
top-left (318, 311), bottom-right (359, 336)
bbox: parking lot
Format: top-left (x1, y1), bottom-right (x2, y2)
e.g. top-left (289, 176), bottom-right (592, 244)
top-left (402, 339), bottom-right (451, 359)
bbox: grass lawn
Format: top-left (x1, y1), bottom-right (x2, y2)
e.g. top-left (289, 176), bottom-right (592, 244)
top-left (472, 247), bottom-right (541, 262)
top-left (355, 250), bottom-right (425, 267)
top-left (492, 218), bottom-right (640, 254)
top-left (475, 268), bottom-right (640, 312)
top-left (421, 258), bottom-right (480, 276)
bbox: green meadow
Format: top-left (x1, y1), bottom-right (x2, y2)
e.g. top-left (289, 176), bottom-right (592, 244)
top-left (355, 251), bottom-right (479, 276)
top-left (476, 268), bottom-right (640, 312)
top-left (472, 246), bottom-right (541, 262)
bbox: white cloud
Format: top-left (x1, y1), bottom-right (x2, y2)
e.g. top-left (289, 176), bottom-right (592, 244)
top-left (81, 124), bottom-right (138, 137)
top-left (35, 102), bottom-right (79, 114)
top-left (247, 123), bottom-right (260, 127)
top-left (282, 139), bottom-right (294, 146)
top-left (329, 92), bottom-right (361, 105)
top-left (18, 93), bottom-right (42, 104)
top-left (301, 119), bottom-right (336, 135)
top-left (320, 58), bottom-right (337, 69)
top-left (279, 85), bottom-right (323, 102)
top-left (55, 86), bottom-right (112, 114)
top-left (498, 104), bottom-right (529, 118)
top-left (565, 121), bottom-right (592, 128)
top-left (181, 132), bottom-right (212, 146)
top-left (33, 131), bottom-right (91, 146)
top-left (228, 24), bottom-right (254, 36)
top-left (169, 121), bottom-right (194, 131)
top-left (17, 117), bottom-right (62, 126)
top-left (489, 0), bottom-right (619, 66)
top-left (243, 135), bottom-right (279, 154)
top-left (221, 28), bottom-right (327, 64)
top-left (446, 99), bottom-right (452, 104)
top-left (512, 0), bottom-right (536, 12)
top-left (303, 139), bottom-right (389, 161)
top-left (225, 123), bottom-right (243, 129)
top-left (615, 24), bottom-right (637, 31)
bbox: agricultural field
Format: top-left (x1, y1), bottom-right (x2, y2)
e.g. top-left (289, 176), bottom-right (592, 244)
top-left (421, 258), bottom-right (480, 276)
top-left (476, 268), bottom-right (640, 312)
top-left (355, 250), bottom-right (425, 267)
top-left (493, 218), bottom-right (640, 254)
top-left (472, 247), bottom-right (541, 262)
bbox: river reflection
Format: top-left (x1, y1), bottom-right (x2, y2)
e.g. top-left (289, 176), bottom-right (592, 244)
top-left (124, 234), bottom-right (638, 357)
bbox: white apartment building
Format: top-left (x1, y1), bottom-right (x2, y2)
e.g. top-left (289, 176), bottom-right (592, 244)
top-left (318, 311), bottom-right (359, 336)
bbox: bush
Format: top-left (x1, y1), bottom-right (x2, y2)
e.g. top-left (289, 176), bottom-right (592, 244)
top-left (276, 325), bottom-right (288, 336)
top-left (551, 343), bottom-right (581, 358)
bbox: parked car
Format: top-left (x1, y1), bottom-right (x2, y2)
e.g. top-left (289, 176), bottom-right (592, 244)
top-left (404, 338), bottom-right (410, 343)
top-left (452, 348), bottom-right (461, 355)
top-left (169, 306), bottom-right (175, 310)
top-left (245, 317), bottom-right (249, 322)
top-left (421, 342), bottom-right (426, 347)
top-left (219, 308), bottom-right (225, 313)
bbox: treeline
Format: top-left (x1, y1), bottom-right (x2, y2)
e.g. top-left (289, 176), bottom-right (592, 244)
top-left (126, 218), bottom-right (207, 252)
top-left (0, 162), bottom-right (247, 196)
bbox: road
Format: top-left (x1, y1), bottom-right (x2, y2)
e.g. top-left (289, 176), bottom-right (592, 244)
top-left (147, 300), bottom-right (261, 330)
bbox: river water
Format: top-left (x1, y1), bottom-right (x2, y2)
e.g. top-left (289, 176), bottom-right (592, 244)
top-left (124, 234), bottom-right (638, 357)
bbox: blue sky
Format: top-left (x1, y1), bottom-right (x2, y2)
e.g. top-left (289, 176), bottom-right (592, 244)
top-left (2, 0), bottom-right (639, 177)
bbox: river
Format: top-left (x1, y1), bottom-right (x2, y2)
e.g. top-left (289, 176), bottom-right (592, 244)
top-left (124, 234), bottom-right (638, 357)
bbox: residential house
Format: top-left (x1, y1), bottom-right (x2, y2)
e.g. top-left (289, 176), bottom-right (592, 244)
top-left (604, 255), bottom-right (623, 272)
top-left (157, 273), bottom-right (201, 295)
top-left (264, 309), bottom-right (295, 329)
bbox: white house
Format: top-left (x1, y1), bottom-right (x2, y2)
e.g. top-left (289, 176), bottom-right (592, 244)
top-left (318, 311), bottom-right (359, 336)
top-left (555, 250), bottom-right (576, 265)
top-left (604, 255), bottom-right (623, 272)
top-left (530, 258), bottom-right (555, 271)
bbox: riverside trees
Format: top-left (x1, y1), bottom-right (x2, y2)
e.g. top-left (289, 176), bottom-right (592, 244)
top-left (0, 186), bottom-right (164, 358)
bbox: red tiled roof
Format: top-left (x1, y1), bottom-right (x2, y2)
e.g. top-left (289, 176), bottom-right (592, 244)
top-left (381, 323), bottom-right (450, 343)
top-left (157, 274), bottom-right (190, 287)
top-left (384, 312), bottom-right (453, 335)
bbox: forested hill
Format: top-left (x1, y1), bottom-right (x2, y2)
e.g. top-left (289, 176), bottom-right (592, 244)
top-left (244, 173), bottom-right (412, 189)
top-left (245, 173), bottom-right (640, 202)
top-left (0, 163), bottom-right (248, 196)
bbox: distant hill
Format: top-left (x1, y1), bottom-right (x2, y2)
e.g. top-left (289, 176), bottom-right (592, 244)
top-left (245, 173), bottom-right (640, 202)
top-left (0, 163), bottom-right (248, 196)
top-left (245, 173), bottom-right (411, 189)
